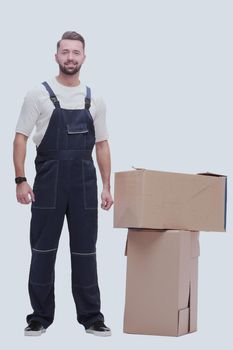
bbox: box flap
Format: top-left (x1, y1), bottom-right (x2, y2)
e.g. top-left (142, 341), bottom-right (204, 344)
top-left (124, 236), bottom-right (128, 256)
top-left (189, 260), bottom-right (198, 333)
top-left (191, 232), bottom-right (200, 257)
top-left (177, 308), bottom-right (189, 336)
top-left (224, 177), bottom-right (227, 230)
top-left (197, 171), bottom-right (227, 177)
top-left (132, 166), bottom-right (146, 171)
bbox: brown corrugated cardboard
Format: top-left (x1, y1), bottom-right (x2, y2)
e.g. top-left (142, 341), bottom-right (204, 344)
top-left (123, 229), bottom-right (200, 336)
top-left (114, 168), bottom-right (227, 232)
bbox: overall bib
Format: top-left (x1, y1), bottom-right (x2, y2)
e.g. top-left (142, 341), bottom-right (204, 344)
top-left (26, 81), bottom-right (105, 330)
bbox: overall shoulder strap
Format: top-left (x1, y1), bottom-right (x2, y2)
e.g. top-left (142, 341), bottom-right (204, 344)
top-left (42, 81), bottom-right (61, 108)
top-left (85, 86), bottom-right (91, 110)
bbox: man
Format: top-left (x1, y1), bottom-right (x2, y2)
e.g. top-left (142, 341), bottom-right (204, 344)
top-left (13, 31), bottom-right (113, 337)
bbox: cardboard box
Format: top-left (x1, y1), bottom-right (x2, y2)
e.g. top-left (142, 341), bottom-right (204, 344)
top-left (114, 168), bottom-right (227, 232)
top-left (123, 229), bottom-right (200, 336)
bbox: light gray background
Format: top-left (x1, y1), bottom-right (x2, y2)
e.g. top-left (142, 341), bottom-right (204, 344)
top-left (1, 0), bottom-right (232, 349)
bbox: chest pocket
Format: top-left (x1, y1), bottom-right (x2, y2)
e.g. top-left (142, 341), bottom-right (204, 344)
top-left (67, 122), bottom-right (89, 149)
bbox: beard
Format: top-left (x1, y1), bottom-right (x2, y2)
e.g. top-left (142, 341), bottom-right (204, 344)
top-left (58, 61), bottom-right (81, 76)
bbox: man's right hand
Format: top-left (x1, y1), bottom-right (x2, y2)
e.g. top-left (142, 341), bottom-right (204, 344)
top-left (16, 182), bottom-right (35, 204)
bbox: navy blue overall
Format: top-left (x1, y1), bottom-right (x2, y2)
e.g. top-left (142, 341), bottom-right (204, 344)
top-left (26, 81), bottom-right (105, 330)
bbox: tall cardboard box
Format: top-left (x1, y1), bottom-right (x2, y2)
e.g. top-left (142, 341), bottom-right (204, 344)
top-left (123, 229), bottom-right (200, 336)
top-left (114, 168), bottom-right (227, 232)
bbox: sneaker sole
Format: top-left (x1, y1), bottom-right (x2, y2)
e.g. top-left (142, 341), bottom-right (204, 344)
top-left (85, 329), bottom-right (112, 337)
top-left (24, 329), bottom-right (46, 336)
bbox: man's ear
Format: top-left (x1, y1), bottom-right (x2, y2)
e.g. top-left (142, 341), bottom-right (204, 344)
top-left (55, 53), bottom-right (58, 64)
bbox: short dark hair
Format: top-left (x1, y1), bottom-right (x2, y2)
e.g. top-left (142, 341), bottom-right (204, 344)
top-left (57, 31), bottom-right (85, 52)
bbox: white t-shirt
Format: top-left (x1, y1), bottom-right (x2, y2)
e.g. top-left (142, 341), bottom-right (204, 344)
top-left (15, 77), bottom-right (109, 147)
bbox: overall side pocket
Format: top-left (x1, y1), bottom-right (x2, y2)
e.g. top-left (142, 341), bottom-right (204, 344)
top-left (32, 160), bottom-right (59, 209)
top-left (82, 159), bottom-right (98, 209)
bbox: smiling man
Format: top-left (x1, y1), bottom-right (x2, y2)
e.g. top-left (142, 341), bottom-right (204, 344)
top-left (13, 31), bottom-right (113, 337)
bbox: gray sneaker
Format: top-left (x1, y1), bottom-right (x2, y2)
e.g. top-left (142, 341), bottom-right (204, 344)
top-left (24, 320), bottom-right (46, 336)
top-left (85, 320), bottom-right (112, 337)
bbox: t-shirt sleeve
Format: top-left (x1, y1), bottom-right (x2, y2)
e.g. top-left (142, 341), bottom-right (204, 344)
top-left (15, 89), bottom-right (40, 137)
top-left (94, 96), bottom-right (109, 142)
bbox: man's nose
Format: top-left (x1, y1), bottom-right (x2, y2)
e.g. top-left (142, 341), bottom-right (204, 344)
top-left (68, 52), bottom-right (75, 60)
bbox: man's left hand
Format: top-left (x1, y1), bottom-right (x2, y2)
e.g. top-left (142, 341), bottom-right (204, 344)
top-left (101, 188), bottom-right (114, 210)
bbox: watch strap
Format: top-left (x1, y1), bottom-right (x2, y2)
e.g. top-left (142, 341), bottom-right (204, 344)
top-left (15, 176), bottom-right (27, 184)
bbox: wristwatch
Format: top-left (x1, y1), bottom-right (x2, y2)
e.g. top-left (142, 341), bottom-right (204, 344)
top-left (15, 176), bottom-right (27, 184)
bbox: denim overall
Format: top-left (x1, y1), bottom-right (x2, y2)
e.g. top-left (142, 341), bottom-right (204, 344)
top-left (26, 81), bottom-right (105, 330)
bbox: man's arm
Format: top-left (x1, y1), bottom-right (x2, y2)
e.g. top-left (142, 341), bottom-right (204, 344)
top-left (13, 132), bottom-right (28, 177)
top-left (13, 132), bottom-right (35, 204)
top-left (95, 140), bottom-right (114, 210)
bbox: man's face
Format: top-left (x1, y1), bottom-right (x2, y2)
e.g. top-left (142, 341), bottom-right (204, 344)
top-left (55, 39), bottom-right (86, 75)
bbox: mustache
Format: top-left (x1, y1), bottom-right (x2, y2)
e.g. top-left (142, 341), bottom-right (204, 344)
top-left (65, 61), bottom-right (78, 64)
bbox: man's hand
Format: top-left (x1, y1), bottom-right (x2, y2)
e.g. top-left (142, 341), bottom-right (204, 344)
top-left (95, 140), bottom-right (113, 210)
top-left (16, 182), bottom-right (35, 205)
top-left (101, 187), bottom-right (114, 210)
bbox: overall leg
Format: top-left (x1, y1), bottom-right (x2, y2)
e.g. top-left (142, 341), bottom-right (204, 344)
top-left (66, 161), bottom-right (104, 329)
top-left (26, 166), bottom-right (68, 329)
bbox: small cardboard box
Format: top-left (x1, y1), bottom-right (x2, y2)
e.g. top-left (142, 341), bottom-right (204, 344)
top-left (123, 229), bottom-right (200, 336)
top-left (114, 168), bottom-right (227, 232)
